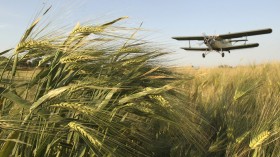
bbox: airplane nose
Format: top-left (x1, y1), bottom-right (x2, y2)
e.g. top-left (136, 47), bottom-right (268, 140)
top-left (204, 38), bottom-right (212, 44)
top-left (204, 38), bottom-right (208, 44)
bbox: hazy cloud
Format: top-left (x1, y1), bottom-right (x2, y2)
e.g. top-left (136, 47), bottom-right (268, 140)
top-left (0, 7), bottom-right (22, 18)
top-left (0, 24), bottom-right (8, 28)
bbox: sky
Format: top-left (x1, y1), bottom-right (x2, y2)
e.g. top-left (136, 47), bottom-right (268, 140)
top-left (0, 0), bottom-right (279, 67)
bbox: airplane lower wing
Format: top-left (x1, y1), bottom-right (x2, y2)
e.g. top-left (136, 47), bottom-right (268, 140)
top-left (181, 47), bottom-right (210, 51)
top-left (221, 43), bottom-right (259, 51)
top-left (181, 43), bottom-right (259, 51)
top-left (172, 36), bottom-right (204, 40)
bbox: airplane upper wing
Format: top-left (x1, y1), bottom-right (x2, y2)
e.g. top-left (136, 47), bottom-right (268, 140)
top-left (172, 36), bottom-right (204, 40)
top-left (221, 43), bottom-right (259, 51)
top-left (218, 28), bottom-right (272, 39)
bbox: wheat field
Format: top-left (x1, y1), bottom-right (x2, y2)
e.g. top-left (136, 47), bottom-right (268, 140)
top-left (0, 6), bottom-right (279, 157)
top-left (176, 63), bottom-right (280, 156)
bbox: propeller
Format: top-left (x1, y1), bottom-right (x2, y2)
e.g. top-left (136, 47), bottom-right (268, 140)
top-left (197, 32), bottom-right (220, 51)
top-left (202, 33), bottom-right (214, 51)
top-left (197, 33), bottom-right (209, 46)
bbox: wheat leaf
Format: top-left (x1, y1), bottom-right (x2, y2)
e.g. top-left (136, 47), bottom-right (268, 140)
top-left (43, 5), bottom-right (52, 15)
top-left (20, 18), bottom-right (40, 43)
top-left (101, 16), bottom-right (128, 27)
top-left (29, 86), bottom-right (70, 112)
top-left (97, 88), bottom-right (118, 110)
top-left (0, 139), bottom-right (31, 147)
top-left (119, 85), bottom-right (173, 105)
top-left (0, 87), bottom-right (32, 108)
top-left (0, 48), bottom-right (13, 56)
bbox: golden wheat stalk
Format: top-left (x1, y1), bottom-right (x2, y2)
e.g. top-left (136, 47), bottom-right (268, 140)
top-left (15, 40), bottom-right (53, 53)
top-left (148, 95), bottom-right (170, 107)
top-left (68, 122), bottom-right (102, 147)
top-left (60, 55), bottom-right (97, 63)
top-left (72, 16), bottom-right (128, 35)
top-left (72, 26), bottom-right (105, 35)
top-left (51, 103), bottom-right (97, 115)
top-left (0, 122), bottom-right (13, 128)
top-left (117, 47), bottom-right (141, 53)
top-left (249, 130), bottom-right (270, 149)
top-left (235, 131), bottom-right (250, 144)
top-left (122, 58), bottom-right (144, 66)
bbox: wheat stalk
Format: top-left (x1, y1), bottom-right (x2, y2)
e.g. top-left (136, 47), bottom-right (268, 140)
top-left (235, 131), bottom-right (250, 144)
top-left (15, 40), bottom-right (53, 53)
top-left (118, 47), bottom-right (141, 53)
top-left (68, 122), bottom-right (101, 147)
top-left (72, 26), bottom-right (105, 35)
top-left (60, 55), bottom-right (97, 63)
top-left (249, 130), bottom-right (270, 149)
top-left (72, 16), bottom-right (128, 35)
top-left (148, 95), bottom-right (170, 108)
top-left (51, 103), bottom-right (97, 115)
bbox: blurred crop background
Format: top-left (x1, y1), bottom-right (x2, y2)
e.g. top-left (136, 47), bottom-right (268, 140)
top-left (0, 3), bottom-right (279, 157)
top-left (176, 64), bottom-right (280, 156)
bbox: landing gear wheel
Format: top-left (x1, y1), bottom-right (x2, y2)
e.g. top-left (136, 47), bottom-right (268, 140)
top-left (221, 52), bottom-right (225, 57)
top-left (202, 53), bottom-right (205, 58)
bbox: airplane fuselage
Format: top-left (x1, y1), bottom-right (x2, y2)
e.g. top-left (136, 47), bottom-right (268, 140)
top-left (212, 39), bottom-right (232, 49)
top-left (206, 38), bottom-right (232, 50)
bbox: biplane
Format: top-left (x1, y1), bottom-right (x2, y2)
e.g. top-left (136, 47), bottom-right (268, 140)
top-left (172, 28), bottom-right (272, 58)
